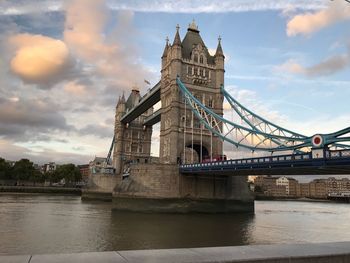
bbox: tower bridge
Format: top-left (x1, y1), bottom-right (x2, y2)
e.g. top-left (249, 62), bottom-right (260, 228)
top-left (87, 21), bottom-right (350, 213)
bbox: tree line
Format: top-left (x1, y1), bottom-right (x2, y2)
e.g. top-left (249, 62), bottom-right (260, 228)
top-left (0, 158), bottom-right (82, 185)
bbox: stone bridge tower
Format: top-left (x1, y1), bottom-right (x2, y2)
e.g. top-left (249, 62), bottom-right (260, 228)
top-left (159, 21), bottom-right (225, 164)
top-left (113, 89), bottom-right (153, 174)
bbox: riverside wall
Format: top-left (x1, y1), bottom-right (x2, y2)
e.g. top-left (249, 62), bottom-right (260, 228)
top-left (0, 186), bottom-right (81, 195)
top-left (2, 241), bottom-right (350, 263)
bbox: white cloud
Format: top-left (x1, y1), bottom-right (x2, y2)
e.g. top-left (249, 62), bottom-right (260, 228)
top-left (278, 49), bottom-right (350, 77)
top-left (0, 0), bottom-right (326, 15)
top-left (64, 0), bottom-right (152, 91)
top-left (287, 1), bottom-right (350, 36)
top-left (63, 81), bottom-right (86, 95)
top-left (108, 0), bottom-right (326, 13)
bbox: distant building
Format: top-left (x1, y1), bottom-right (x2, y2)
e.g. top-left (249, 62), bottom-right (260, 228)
top-left (276, 177), bottom-right (289, 194)
top-left (42, 162), bottom-right (56, 173)
top-left (296, 183), bottom-right (310, 197)
top-left (309, 179), bottom-right (327, 199)
top-left (78, 164), bottom-right (90, 181)
top-left (326, 177), bottom-right (350, 194)
top-left (254, 176), bottom-right (279, 193)
top-left (274, 177), bottom-right (297, 196)
top-left (255, 176), bottom-right (298, 197)
top-left (267, 185), bottom-right (287, 197)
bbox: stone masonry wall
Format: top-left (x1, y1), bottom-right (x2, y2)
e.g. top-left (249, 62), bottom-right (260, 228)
top-left (114, 164), bottom-right (181, 198)
top-left (113, 163), bottom-right (253, 202)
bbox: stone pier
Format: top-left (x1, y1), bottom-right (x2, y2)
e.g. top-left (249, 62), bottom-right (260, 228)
top-left (112, 163), bottom-right (254, 213)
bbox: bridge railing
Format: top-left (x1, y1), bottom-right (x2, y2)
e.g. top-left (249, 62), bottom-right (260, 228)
top-left (180, 149), bottom-right (350, 169)
top-left (180, 152), bottom-right (313, 169)
top-left (327, 149), bottom-right (350, 159)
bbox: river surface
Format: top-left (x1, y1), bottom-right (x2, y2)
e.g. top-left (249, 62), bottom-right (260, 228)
top-left (0, 194), bottom-right (350, 255)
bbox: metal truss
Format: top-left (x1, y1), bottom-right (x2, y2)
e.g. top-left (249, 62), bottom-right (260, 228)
top-left (176, 77), bottom-right (350, 153)
top-left (106, 135), bottom-right (115, 165)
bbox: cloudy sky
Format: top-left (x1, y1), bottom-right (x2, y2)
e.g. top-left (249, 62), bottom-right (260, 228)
top-left (0, 0), bottom-right (349, 166)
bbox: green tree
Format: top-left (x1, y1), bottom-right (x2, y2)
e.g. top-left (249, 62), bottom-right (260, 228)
top-left (52, 164), bottom-right (82, 184)
top-left (29, 170), bottom-right (45, 184)
top-left (13, 159), bottom-right (36, 182)
top-left (0, 158), bottom-right (12, 180)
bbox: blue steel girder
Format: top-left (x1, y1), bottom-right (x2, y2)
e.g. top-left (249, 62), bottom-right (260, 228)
top-left (176, 77), bottom-right (350, 152)
top-left (221, 87), bottom-right (306, 138)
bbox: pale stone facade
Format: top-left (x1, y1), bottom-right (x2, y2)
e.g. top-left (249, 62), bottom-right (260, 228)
top-left (106, 22), bottom-right (254, 212)
top-left (113, 89), bottom-right (153, 174)
top-left (159, 22), bottom-right (225, 164)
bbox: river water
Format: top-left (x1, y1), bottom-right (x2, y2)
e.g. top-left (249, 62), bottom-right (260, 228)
top-left (0, 194), bottom-right (350, 255)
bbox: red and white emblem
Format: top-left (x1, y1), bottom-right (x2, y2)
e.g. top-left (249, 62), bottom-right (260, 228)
top-left (312, 134), bottom-right (323, 148)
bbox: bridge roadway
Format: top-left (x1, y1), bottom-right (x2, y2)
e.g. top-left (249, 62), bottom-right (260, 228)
top-left (2, 241), bottom-right (350, 262)
top-left (120, 81), bottom-right (161, 125)
top-left (180, 149), bottom-right (350, 176)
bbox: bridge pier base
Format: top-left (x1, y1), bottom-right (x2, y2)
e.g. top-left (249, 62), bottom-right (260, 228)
top-left (112, 163), bottom-right (254, 213)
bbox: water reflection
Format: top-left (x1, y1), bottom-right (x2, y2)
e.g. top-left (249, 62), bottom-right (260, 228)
top-left (1, 194), bottom-right (350, 255)
top-left (109, 211), bottom-right (255, 250)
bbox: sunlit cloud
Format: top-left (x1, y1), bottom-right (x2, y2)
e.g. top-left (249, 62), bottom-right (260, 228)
top-left (63, 81), bottom-right (86, 95)
top-left (9, 34), bottom-right (74, 86)
top-left (278, 48), bottom-right (350, 77)
top-left (64, 0), bottom-right (151, 91)
top-left (287, 1), bottom-right (350, 36)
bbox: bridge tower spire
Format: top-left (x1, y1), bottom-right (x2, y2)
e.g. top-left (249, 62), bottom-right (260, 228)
top-left (159, 22), bottom-right (224, 164)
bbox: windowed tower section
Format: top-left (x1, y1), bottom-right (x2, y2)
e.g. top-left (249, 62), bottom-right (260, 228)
top-left (159, 20), bottom-right (225, 164)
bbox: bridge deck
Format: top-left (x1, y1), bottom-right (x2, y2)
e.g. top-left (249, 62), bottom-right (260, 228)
top-left (180, 150), bottom-right (350, 176)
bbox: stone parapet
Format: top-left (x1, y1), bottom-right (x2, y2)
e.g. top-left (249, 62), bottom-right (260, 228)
top-left (2, 241), bottom-right (350, 262)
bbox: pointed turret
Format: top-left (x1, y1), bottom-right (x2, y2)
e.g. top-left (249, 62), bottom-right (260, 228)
top-left (121, 92), bottom-right (125, 103)
top-left (172, 24), bottom-right (181, 46)
top-left (215, 36), bottom-right (224, 58)
top-left (214, 36), bottom-right (225, 88)
top-left (162, 36), bottom-right (169, 58)
top-left (188, 19), bottom-right (199, 33)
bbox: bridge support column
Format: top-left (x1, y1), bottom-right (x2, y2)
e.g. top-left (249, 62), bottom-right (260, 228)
top-left (112, 163), bottom-right (254, 213)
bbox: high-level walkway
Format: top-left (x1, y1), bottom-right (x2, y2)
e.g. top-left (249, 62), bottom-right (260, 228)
top-left (120, 81), bottom-right (161, 125)
top-left (2, 241), bottom-right (350, 262)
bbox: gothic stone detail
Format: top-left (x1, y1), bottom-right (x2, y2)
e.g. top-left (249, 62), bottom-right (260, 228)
top-left (159, 22), bottom-right (225, 164)
top-left (113, 89), bottom-right (153, 174)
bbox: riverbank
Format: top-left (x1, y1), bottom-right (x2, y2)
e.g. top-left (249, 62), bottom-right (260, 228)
top-left (0, 186), bottom-right (81, 195)
top-left (255, 195), bottom-right (332, 203)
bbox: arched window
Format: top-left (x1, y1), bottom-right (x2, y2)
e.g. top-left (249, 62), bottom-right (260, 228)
top-left (194, 54), bottom-right (198, 63)
top-left (208, 98), bottom-right (213, 108)
top-left (199, 55), bottom-right (204, 64)
top-left (187, 66), bottom-right (192, 75)
top-left (199, 68), bottom-right (203, 76)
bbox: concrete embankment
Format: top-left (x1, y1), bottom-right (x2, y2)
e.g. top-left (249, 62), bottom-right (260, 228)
top-left (0, 186), bottom-right (81, 195)
top-left (2, 241), bottom-right (350, 263)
